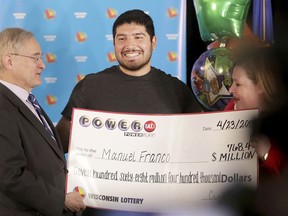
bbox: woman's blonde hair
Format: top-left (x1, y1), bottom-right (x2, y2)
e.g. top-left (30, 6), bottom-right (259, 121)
top-left (232, 46), bottom-right (288, 114)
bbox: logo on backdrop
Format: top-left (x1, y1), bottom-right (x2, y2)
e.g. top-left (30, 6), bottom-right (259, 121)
top-left (44, 9), bottom-right (56, 19)
top-left (77, 74), bottom-right (85, 82)
top-left (46, 53), bottom-right (56, 63)
top-left (76, 32), bottom-right (87, 42)
top-left (107, 52), bottom-right (116, 62)
top-left (46, 95), bottom-right (57, 105)
top-left (107, 8), bottom-right (117, 18)
top-left (167, 8), bottom-right (178, 17)
top-left (168, 51), bottom-right (177, 61)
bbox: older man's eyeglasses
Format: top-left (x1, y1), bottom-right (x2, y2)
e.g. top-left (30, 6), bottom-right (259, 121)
top-left (9, 53), bottom-right (43, 63)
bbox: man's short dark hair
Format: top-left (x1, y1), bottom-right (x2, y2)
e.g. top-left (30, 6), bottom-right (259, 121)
top-left (112, 9), bottom-right (155, 41)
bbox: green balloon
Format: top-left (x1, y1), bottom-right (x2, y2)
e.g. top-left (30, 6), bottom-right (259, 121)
top-left (194, 0), bottom-right (251, 41)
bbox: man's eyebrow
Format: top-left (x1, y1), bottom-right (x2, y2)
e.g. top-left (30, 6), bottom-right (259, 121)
top-left (115, 33), bottom-right (126, 38)
top-left (116, 32), bottom-right (145, 37)
top-left (33, 52), bottom-right (42, 56)
top-left (133, 33), bottom-right (145, 36)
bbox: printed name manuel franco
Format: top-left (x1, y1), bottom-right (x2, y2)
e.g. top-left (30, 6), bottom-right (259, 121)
top-left (102, 148), bottom-right (171, 163)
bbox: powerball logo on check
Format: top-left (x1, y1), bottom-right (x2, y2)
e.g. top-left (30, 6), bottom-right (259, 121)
top-left (78, 115), bottom-right (156, 138)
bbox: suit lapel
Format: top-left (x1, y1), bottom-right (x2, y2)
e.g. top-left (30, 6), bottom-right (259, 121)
top-left (0, 83), bottom-right (66, 163)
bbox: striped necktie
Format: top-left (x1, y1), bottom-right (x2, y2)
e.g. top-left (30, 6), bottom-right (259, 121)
top-left (28, 94), bottom-right (55, 141)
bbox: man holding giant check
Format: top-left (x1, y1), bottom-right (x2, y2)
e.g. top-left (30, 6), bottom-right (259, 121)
top-left (59, 9), bottom-right (259, 215)
top-left (66, 108), bottom-right (258, 213)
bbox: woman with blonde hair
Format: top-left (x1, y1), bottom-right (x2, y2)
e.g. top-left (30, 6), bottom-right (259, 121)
top-left (225, 46), bottom-right (288, 178)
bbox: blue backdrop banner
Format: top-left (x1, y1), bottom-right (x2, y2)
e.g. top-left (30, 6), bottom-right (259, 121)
top-left (0, 0), bottom-right (186, 123)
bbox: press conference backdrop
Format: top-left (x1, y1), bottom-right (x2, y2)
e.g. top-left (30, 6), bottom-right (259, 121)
top-left (0, 0), bottom-right (186, 123)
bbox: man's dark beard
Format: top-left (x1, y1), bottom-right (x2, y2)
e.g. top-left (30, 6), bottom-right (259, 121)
top-left (118, 57), bottom-right (151, 72)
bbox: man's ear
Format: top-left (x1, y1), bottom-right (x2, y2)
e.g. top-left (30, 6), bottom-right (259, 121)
top-left (3, 54), bottom-right (13, 69)
top-left (152, 36), bottom-right (157, 50)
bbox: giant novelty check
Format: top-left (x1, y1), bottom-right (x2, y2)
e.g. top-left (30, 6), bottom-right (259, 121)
top-left (67, 108), bottom-right (258, 212)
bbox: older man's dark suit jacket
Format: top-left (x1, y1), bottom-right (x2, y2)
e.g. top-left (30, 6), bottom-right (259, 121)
top-left (0, 83), bottom-right (69, 216)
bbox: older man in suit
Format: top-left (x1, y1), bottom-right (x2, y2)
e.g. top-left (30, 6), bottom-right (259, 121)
top-left (0, 28), bottom-right (85, 216)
